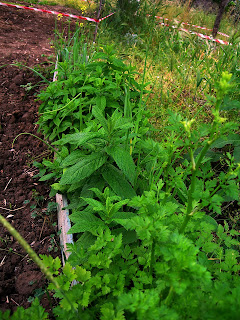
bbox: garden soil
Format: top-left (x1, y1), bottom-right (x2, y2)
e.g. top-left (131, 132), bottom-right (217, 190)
top-left (0, 1), bottom-right (87, 314)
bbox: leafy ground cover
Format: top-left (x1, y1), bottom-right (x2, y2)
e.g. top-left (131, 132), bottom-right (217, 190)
top-left (1, 0), bottom-right (240, 319)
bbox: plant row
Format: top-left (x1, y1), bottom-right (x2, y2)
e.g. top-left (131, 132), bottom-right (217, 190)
top-left (1, 41), bottom-right (240, 319)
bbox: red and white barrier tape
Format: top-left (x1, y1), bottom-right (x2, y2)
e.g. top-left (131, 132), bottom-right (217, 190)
top-left (160, 22), bottom-right (230, 46)
top-left (155, 15), bottom-right (230, 38)
top-left (99, 12), bottom-right (115, 22)
top-left (182, 22), bottom-right (229, 38)
top-left (0, 2), bottom-right (114, 23)
top-left (183, 28), bottom-right (230, 45)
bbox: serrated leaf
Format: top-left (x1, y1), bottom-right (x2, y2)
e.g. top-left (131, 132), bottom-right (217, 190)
top-left (39, 255), bottom-right (61, 275)
top-left (109, 200), bottom-right (130, 216)
top-left (111, 211), bottom-right (136, 220)
top-left (68, 211), bottom-right (104, 233)
top-left (61, 150), bottom-right (86, 167)
top-left (106, 145), bottom-right (136, 185)
top-left (60, 153), bottom-right (107, 185)
top-left (53, 132), bottom-right (103, 146)
top-left (39, 172), bottom-right (56, 181)
top-left (224, 180), bottom-right (239, 201)
top-left (211, 134), bottom-right (239, 149)
top-left (69, 206), bottom-right (93, 223)
top-left (102, 165), bottom-right (136, 199)
top-left (63, 262), bottom-right (76, 281)
top-left (92, 106), bottom-right (108, 131)
top-left (96, 96), bottom-right (106, 112)
top-left (76, 232), bottom-right (96, 248)
top-left (82, 291), bottom-right (90, 308)
top-left (75, 266), bottom-right (91, 283)
top-left (82, 198), bottom-right (106, 212)
top-left (68, 222), bottom-right (98, 234)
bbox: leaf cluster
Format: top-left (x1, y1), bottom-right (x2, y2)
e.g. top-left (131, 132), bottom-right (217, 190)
top-left (37, 46), bottom-right (145, 141)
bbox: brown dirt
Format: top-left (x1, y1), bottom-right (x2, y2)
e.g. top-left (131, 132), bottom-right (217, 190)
top-left (0, 0), bottom-right (88, 314)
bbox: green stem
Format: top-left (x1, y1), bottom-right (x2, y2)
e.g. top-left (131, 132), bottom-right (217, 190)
top-left (0, 213), bottom-right (60, 289)
top-left (164, 144), bottom-right (209, 305)
top-left (0, 213), bottom-right (78, 314)
top-left (149, 239), bottom-right (156, 275)
top-left (132, 13), bottom-right (156, 153)
top-left (164, 286), bottom-right (174, 305)
top-left (179, 141), bottom-right (212, 234)
top-left (215, 98), bottom-right (222, 113)
top-left (40, 91), bottom-right (82, 114)
top-left (12, 133), bottom-right (61, 157)
top-left (10, 63), bottom-right (50, 84)
top-left (0, 247), bottom-right (26, 258)
top-left (165, 139), bottom-right (217, 306)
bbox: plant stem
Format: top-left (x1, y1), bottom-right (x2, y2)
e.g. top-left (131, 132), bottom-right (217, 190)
top-left (0, 213), bottom-right (59, 289)
top-left (179, 141), bottom-right (212, 234)
top-left (40, 91), bottom-right (83, 114)
top-left (165, 138), bottom-right (217, 305)
top-left (10, 63), bottom-right (50, 84)
top-left (164, 286), bottom-right (174, 305)
top-left (12, 133), bottom-right (61, 157)
top-left (0, 213), bottom-right (78, 314)
top-left (149, 239), bottom-right (155, 275)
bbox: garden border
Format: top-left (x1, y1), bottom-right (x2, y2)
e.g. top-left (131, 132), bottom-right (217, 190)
top-left (52, 59), bottom-right (73, 266)
top-left (0, 2), bottom-right (115, 23)
top-left (159, 21), bottom-right (230, 45)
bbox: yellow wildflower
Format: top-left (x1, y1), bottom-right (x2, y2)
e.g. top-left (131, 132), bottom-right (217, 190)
top-left (57, 13), bottom-right (63, 21)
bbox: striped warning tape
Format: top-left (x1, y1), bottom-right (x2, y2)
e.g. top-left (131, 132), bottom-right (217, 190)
top-left (0, 2), bottom-right (114, 23)
top-left (160, 22), bottom-right (230, 45)
top-left (184, 28), bottom-right (230, 45)
top-left (99, 12), bottom-right (115, 22)
top-left (154, 15), bottom-right (230, 38)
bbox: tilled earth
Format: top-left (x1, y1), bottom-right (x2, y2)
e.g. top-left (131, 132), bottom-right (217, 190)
top-left (0, 1), bottom-right (85, 313)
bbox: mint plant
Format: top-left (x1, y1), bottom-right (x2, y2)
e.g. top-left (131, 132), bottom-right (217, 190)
top-left (37, 46), bottom-right (145, 141)
top-left (1, 35), bottom-right (240, 320)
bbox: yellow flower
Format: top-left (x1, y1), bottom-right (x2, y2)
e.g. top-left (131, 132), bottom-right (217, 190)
top-left (80, 5), bottom-right (87, 13)
top-left (57, 13), bottom-right (63, 21)
top-left (79, 22), bottom-right (84, 27)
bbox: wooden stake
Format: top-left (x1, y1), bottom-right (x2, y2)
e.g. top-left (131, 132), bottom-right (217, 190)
top-left (94, 0), bottom-right (104, 42)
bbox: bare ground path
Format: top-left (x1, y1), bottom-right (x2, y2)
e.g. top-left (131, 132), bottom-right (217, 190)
top-left (0, 1), bottom-right (83, 313)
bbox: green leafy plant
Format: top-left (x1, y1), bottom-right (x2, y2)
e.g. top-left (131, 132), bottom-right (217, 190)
top-left (3, 187), bottom-right (240, 319)
top-left (2, 24), bottom-right (240, 319)
top-left (37, 45), bottom-right (145, 141)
